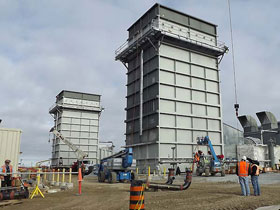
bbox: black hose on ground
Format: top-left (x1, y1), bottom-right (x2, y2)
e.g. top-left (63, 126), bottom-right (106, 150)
top-left (147, 169), bottom-right (192, 191)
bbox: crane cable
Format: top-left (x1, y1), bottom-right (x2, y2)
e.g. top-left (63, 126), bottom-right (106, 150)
top-left (227, 0), bottom-right (239, 117)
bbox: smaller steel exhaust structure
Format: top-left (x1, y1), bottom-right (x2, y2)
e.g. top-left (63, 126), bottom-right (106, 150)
top-left (146, 168), bottom-right (192, 191)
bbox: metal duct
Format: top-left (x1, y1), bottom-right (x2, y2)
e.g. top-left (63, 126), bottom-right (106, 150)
top-left (238, 115), bottom-right (259, 133)
top-left (244, 137), bottom-right (261, 145)
top-left (268, 139), bottom-right (275, 168)
top-left (256, 111), bottom-right (278, 130)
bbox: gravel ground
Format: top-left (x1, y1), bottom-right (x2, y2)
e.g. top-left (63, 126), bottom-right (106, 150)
top-left (192, 172), bottom-right (280, 185)
top-left (1, 173), bottom-right (280, 210)
top-left (150, 172), bottom-right (280, 185)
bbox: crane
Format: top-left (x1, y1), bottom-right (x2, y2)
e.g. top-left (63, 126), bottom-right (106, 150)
top-left (50, 127), bottom-right (88, 173)
top-left (97, 148), bottom-right (136, 183)
top-left (50, 127), bottom-right (88, 162)
top-left (35, 159), bottom-right (51, 167)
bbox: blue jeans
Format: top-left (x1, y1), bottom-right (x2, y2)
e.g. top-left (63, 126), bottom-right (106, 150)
top-left (251, 175), bottom-right (260, 196)
top-left (239, 176), bottom-right (250, 196)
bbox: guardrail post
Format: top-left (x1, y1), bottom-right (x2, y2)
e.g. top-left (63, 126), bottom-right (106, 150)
top-left (36, 169), bottom-right (41, 194)
top-left (60, 168), bottom-right (66, 187)
top-left (69, 168), bottom-right (72, 183)
top-left (44, 169), bottom-right (47, 183)
top-left (55, 169), bottom-right (60, 186)
top-left (50, 169), bottom-right (55, 186)
top-left (67, 168), bottom-right (73, 189)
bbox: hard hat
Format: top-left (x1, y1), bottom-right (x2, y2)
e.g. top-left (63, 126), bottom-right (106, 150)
top-left (5, 159), bottom-right (11, 163)
top-left (241, 156), bottom-right (246, 161)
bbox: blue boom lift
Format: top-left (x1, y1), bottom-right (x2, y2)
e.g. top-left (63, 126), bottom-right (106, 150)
top-left (97, 148), bottom-right (137, 183)
top-left (196, 136), bottom-right (225, 177)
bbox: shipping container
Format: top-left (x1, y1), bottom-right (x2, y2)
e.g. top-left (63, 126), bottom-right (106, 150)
top-left (0, 128), bottom-right (22, 172)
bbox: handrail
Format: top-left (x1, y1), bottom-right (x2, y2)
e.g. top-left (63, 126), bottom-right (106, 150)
top-left (115, 18), bottom-right (227, 58)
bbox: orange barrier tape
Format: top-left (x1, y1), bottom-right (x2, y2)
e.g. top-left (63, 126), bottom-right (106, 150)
top-left (129, 204), bottom-right (144, 210)
top-left (130, 186), bottom-right (144, 191)
top-left (130, 195), bottom-right (144, 201)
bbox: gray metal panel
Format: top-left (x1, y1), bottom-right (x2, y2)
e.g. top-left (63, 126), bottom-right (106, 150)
top-left (128, 4), bottom-right (159, 39)
top-left (223, 123), bottom-right (244, 159)
top-left (159, 5), bottom-right (216, 36)
top-left (57, 90), bottom-right (101, 102)
top-left (158, 43), bottom-right (223, 165)
top-left (189, 18), bottom-right (216, 35)
top-left (128, 3), bottom-right (217, 48)
top-left (159, 7), bottom-right (189, 27)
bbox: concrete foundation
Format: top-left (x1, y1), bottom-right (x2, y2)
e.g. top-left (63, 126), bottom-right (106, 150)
top-left (54, 182), bottom-right (60, 187)
top-left (66, 183), bottom-right (74, 189)
top-left (60, 182), bottom-right (66, 187)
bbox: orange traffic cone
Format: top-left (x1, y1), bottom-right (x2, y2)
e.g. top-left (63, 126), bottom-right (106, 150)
top-left (78, 167), bottom-right (82, 195)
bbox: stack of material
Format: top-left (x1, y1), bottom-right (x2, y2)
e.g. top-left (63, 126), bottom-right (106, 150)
top-left (238, 144), bottom-right (280, 167)
top-left (237, 145), bottom-right (267, 162)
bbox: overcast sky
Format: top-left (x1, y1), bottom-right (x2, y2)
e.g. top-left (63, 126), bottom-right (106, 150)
top-left (1, 0), bottom-right (280, 165)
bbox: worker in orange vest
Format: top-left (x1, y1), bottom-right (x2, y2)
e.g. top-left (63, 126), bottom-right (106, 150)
top-left (194, 152), bottom-right (200, 162)
top-left (0, 160), bottom-right (13, 187)
top-left (236, 156), bottom-right (251, 196)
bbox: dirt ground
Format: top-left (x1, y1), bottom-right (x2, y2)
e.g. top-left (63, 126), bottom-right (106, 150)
top-left (2, 174), bottom-right (280, 210)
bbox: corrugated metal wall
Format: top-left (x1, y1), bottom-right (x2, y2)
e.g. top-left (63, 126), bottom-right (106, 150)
top-left (158, 43), bottom-right (222, 161)
top-left (223, 123), bottom-right (243, 159)
top-left (52, 109), bottom-right (100, 166)
top-left (0, 128), bottom-right (21, 172)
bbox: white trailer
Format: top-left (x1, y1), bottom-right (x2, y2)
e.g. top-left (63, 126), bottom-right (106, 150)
top-left (0, 128), bottom-right (22, 172)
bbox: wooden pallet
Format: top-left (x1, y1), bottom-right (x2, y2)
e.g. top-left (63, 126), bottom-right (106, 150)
top-left (0, 200), bottom-right (23, 207)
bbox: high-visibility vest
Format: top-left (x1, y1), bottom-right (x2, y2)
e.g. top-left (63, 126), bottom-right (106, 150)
top-left (251, 164), bottom-right (259, 176)
top-left (237, 161), bottom-right (249, 177)
top-left (0, 165), bottom-right (13, 180)
top-left (195, 153), bottom-right (200, 162)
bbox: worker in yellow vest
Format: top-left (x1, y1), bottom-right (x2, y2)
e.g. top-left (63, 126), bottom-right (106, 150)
top-left (236, 156), bottom-right (251, 196)
top-left (0, 160), bottom-right (13, 187)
